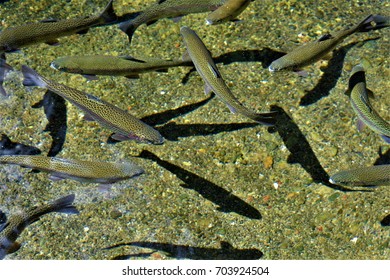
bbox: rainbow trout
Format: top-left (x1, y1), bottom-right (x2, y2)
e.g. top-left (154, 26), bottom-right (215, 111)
top-left (21, 65), bottom-right (164, 144)
top-left (119, 0), bottom-right (225, 44)
top-left (0, 0), bottom-right (117, 53)
top-left (0, 155), bottom-right (144, 183)
top-left (51, 55), bottom-right (193, 79)
top-left (348, 64), bottom-right (390, 143)
top-left (180, 26), bottom-right (276, 125)
top-left (329, 165), bottom-right (390, 186)
top-left (206, 0), bottom-right (252, 24)
top-left (0, 194), bottom-right (78, 259)
top-left (269, 15), bottom-right (377, 71)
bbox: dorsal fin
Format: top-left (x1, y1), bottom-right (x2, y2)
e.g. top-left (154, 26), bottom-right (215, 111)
top-left (318, 34), bottom-right (333, 42)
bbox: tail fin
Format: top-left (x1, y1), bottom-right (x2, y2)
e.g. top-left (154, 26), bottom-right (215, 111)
top-left (357, 14), bottom-right (390, 32)
top-left (21, 65), bottom-right (47, 88)
top-left (51, 194), bottom-right (79, 215)
top-left (100, 0), bottom-right (118, 24)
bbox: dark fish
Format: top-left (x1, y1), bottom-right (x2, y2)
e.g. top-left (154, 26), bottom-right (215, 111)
top-left (22, 65), bottom-right (164, 145)
top-left (329, 165), bottom-right (390, 186)
top-left (51, 55), bottom-right (193, 79)
top-left (206, 0), bottom-right (252, 24)
top-left (269, 15), bottom-right (379, 71)
top-left (348, 64), bottom-right (390, 143)
top-left (180, 26), bottom-right (276, 125)
top-left (0, 0), bottom-right (117, 52)
top-left (119, 0), bottom-right (225, 44)
top-left (0, 155), bottom-right (144, 184)
top-left (32, 90), bottom-right (67, 157)
top-left (0, 134), bottom-right (41, 156)
top-left (0, 194), bottom-right (78, 259)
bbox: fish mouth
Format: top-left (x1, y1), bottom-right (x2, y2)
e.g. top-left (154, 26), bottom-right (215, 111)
top-left (268, 65), bottom-right (276, 72)
top-left (50, 62), bottom-right (59, 70)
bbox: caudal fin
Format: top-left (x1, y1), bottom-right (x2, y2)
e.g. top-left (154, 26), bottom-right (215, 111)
top-left (21, 65), bottom-right (47, 88)
top-left (51, 194), bottom-right (79, 215)
top-left (119, 20), bottom-right (137, 44)
top-left (356, 14), bottom-right (389, 33)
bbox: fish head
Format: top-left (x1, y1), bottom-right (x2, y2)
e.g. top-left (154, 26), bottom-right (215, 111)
top-left (268, 59), bottom-right (285, 72)
top-left (50, 57), bottom-right (83, 74)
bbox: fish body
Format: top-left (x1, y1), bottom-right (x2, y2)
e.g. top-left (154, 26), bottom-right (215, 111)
top-left (180, 26), bottom-right (275, 125)
top-left (119, 0), bottom-right (225, 44)
top-left (206, 0), bottom-right (252, 24)
top-left (0, 0), bottom-right (117, 52)
top-left (22, 65), bottom-right (164, 144)
top-left (348, 64), bottom-right (390, 143)
top-left (329, 165), bottom-right (390, 186)
top-left (0, 194), bottom-right (78, 259)
top-left (0, 155), bottom-right (144, 183)
top-left (269, 15), bottom-right (376, 71)
top-left (51, 55), bottom-right (193, 78)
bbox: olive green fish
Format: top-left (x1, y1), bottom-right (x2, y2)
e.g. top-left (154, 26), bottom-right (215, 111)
top-left (0, 0), bottom-right (117, 53)
top-left (348, 64), bottom-right (390, 143)
top-left (51, 55), bottom-right (193, 79)
top-left (269, 14), bottom-right (378, 72)
top-left (180, 26), bottom-right (276, 125)
top-left (0, 194), bottom-right (78, 259)
top-left (119, 0), bottom-right (226, 44)
top-left (21, 65), bottom-right (164, 144)
top-left (0, 155), bottom-right (144, 183)
top-left (206, 0), bottom-right (253, 25)
top-left (329, 165), bottom-right (390, 186)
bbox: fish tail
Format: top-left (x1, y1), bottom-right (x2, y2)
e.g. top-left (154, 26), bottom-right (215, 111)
top-left (51, 194), bottom-right (79, 215)
top-left (21, 65), bottom-right (47, 88)
top-left (99, 0), bottom-right (118, 24)
top-left (355, 14), bottom-right (376, 33)
top-left (248, 111), bottom-right (278, 126)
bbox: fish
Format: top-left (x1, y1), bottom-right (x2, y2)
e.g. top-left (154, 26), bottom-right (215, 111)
top-left (329, 165), bottom-right (390, 186)
top-left (0, 56), bottom-right (12, 96)
top-left (180, 26), bottom-right (276, 125)
top-left (50, 55), bottom-right (193, 79)
top-left (206, 0), bottom-right (253, 25)
top-left (348, 64), bottom-right (390, 143)
top-left (0, 194), bottom-right (79, 259)
top-left (269, 15), bottom-right (379, 72)
top-left (0, 155), bottom-right (144, 184)
top-left (21, 65), bottom-right (164, 145)
top-left (0, 0), bottom-right (117, 53)
top-left (119, 0), bottom-right (225, 44)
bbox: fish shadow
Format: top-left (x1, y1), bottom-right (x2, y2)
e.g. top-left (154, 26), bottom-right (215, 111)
top-left (267, 105), bottom-right (366, 192)
top-left (300, 37), bottom-right (381, 106)
top-left (181, 48), bottom-right (286, 84)
top-left (137, 150), bottom-right (262, 219)
top-left (32, 90), bottom-right (67, 157)
top-left (104, 241), bottom-right (263, 260)
top-left (374, 147), bottom-right (390, 165)
top-left (0, 134), bottom-right (41, 156)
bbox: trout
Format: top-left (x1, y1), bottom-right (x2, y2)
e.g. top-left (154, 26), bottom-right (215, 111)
top-left (0, 0), bottom-right (117, 52)
top-left (180, 26), bottom-right (276, 125)
top-left (21, 65), bottom-right (164, 144)
top-left (329, 165), bottom-right (390, 186)
top-left (348, 64), bottom-right (390, 143)
top-left (0, 194), bottom-right (78, 259)
top-left (206, 0), bottom-right (252, 24)
top-left (0, 155), bottom-right (144, 184)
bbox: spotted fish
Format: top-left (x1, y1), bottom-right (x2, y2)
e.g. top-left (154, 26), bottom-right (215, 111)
top-left (21, 65), bottom-right (164, 144)
top-left (180, 26), bottom-right (276, 125)
top-left (119, 0), bottom-right (225, 44)
top-left (0, 194), bottom-right (78, 259)
top-left (269, 15), bottom-right (378, 71)
top-left (329, 165), bottom-right (390, 186)
top-left (0, 0), bottom-right (117, 53)
top-left (348, 64), bottom-right (390, 143)
top-left (51, 55), bottom-right (193, 79)
top-left (206, 0), bottom-right (252, 24)
top-left (0, 155), bottom-right (144, 184)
